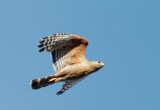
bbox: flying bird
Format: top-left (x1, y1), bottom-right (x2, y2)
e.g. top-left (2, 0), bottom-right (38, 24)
top-left (31, 33), bottom-right (104, 95)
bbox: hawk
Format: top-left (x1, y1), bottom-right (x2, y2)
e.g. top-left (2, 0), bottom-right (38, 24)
top-left (31, 33), bottom-right (105, 95)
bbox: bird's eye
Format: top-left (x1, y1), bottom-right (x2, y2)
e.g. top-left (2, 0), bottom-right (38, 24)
top-left (98, 61), bottom-right (101, 63)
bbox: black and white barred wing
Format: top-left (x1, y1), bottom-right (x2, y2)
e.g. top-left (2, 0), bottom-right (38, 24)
top-left (38, 33), bottom-right (72, 52)
top-left (38, 33), bottom-right (74, 72)
top-left (38, 33), bottom-right (88, 72)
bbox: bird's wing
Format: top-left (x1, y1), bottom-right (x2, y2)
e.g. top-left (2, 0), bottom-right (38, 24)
top-left (56, 75), bottom-right (88, 96)
top-left (38, 33), bottom-right (88, 72)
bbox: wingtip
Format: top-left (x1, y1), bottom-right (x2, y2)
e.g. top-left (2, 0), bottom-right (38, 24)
top-left (39, 48), bottom-right (45, 52)
top-left (56, 91), bottom-right (63, 96)
top-left (39, 40), bottom-right (45, 44)
top-left (38, 44), bottom-right (44, 48)
top-left (42, 36), bottom-right (48, 39)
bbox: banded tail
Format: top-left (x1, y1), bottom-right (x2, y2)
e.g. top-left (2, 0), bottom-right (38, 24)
top-left (31, 76), bottom-right (56, 89)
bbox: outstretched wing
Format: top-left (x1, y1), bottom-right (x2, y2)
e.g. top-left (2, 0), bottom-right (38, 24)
top-left (38, 33), bottom-right (88, 72)
top-left (56, 76), bottom-right (88, 96)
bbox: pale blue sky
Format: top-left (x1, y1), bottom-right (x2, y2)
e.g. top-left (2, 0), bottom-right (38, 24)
top-left (0, 0), bottom-right (160, 110)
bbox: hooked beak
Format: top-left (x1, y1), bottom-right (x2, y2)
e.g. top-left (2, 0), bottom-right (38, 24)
top-left (101, 62), bottom-right (105, 67)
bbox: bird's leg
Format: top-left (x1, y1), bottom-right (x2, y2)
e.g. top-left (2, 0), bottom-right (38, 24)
top-left (55, 77), bottom-right (68, 82)
top-left (47, 78), bottom-right (56, 83)
top-left (46, 74), bottom-right (58, 83)
top-left (54, 74), bottom-right (78, 82)
top-left (47, 72), bottom-right (68, 83)
top-left (52, 73), bottom-right (73, 82)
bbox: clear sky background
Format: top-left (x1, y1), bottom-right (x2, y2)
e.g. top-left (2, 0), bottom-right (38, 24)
top-left (0, 0), bottom-right (160, 110)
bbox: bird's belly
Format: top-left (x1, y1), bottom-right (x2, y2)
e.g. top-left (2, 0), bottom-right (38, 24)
top-left (60, 64), bottom-right (90, 77)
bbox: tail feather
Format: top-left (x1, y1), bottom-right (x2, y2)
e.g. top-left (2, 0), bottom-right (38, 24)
top-left (31, 76), bottom-right (56, 89)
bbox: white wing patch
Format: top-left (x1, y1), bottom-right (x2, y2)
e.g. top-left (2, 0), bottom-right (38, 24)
top-left (51, 47), bottom-right (70, 72)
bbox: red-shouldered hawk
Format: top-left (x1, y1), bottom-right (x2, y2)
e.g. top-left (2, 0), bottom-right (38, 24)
top-left (31, 33), bottom-right (104, 95)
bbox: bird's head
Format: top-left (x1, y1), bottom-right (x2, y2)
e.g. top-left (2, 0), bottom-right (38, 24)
top-left (90, 61), bottom-right (105, 71)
